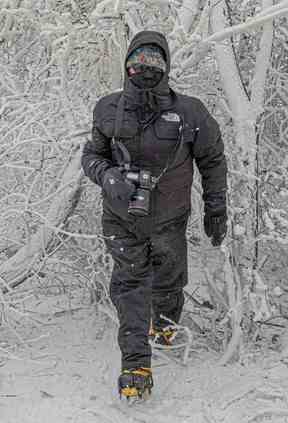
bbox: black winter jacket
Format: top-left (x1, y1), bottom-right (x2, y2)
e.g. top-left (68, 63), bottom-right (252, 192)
top-left (81, 31), bottom-right (227, 221)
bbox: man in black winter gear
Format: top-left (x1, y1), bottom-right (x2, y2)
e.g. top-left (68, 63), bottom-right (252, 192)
top-left (81, 31), bottom-right (227, 391)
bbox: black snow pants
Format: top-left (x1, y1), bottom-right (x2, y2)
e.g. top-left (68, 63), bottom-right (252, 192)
top-left (102, 208), bottom-right (189, 371)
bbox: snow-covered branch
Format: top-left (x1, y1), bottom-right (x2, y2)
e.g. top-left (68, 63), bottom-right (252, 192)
top-left (177, 0), bottom-right (200, 33)
top-left (251, 0), bottom-right (274, 117)
top-left (204, 1), bottom-right (288, 44)
top-left (0, 151), bottom-right (82, 287)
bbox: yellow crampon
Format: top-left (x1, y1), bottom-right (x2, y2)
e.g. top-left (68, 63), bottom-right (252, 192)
top-left (118, 368), bottom-right (153, 399)
top-left (149, 326), bottom-right (177, 345)
top-left (120, 386), bottom-right (139, 398)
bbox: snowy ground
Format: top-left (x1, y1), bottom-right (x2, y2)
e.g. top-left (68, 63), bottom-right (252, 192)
top-left (1, 290), bottom-right (288, 423)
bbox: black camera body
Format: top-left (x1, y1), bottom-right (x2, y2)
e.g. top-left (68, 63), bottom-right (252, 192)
top-left (125, 170), bottom-right (154, 217)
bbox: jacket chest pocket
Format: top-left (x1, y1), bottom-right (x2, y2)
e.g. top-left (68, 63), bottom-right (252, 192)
top-left (153, 117), bottom-right (181, 142)
top-left (101, 118), bottom-right (138, 139)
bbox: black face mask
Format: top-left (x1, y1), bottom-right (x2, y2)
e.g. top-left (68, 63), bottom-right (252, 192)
top-left (128, 65), bottom-right (164, 89)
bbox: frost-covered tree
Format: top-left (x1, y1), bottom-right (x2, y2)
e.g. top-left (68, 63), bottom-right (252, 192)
top-left (0, 0), bottom-right (287, 362)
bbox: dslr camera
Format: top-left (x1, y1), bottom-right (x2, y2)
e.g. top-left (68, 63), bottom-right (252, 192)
top-left (125, 169), bottom-right (154, 217)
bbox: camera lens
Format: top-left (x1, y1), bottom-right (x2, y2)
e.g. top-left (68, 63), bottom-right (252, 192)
top-left (128, 189), bottom-right (150, 217)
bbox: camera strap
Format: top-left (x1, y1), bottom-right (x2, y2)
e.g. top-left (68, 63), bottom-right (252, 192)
top-left (154, 92), bottom-right (200, 184)
top-left (152, 114), bottom-right (184, 186)
top-left (111, 95), bottom-right (130, 170)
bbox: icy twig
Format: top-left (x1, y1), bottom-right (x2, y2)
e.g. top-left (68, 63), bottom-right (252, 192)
top-left (0, 207), bottom-right (111, 241)
top-left (98, 303), bottom-right (119, 326)
top-left (219, 248), bottom-right (243, 365)
top-left (0, 275), bottom-right (13, 293)
top-left (158, 315), bottom-right (194, 365)
top-left (204, 268), bottom-right (229, 311)
top-left (249, 270), bottom-right (271, 322)
top-left (219, 322), bottom-right (242, 366)
top-left (248, 408), bottom-right (288, 422)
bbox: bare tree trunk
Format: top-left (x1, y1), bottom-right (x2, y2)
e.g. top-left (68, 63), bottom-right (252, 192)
top-left (110, 0), bottom-right (127, 90)
top-left (251, 0), bottom-right (274, 270)
top-left (210, 0), bottom-right (274, 361)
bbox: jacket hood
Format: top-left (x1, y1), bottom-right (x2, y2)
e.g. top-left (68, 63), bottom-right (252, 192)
top-left (124, 30), bottom-right (171, 97)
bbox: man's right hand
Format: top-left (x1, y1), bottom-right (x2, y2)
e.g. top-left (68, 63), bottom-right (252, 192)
top-left (103, 167), bottom-right (135, 201)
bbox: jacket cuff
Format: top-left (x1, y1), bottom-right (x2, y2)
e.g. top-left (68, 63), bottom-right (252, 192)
top-left (203, 191), bottom-right (227, 216)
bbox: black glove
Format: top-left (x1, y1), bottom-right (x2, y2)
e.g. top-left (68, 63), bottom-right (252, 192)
top-left (103, 167), bottom-right (135, 201)
top-left (204, 210), bottom-right (227, 246)
top-left (203, 191), bottom-right (227, 246)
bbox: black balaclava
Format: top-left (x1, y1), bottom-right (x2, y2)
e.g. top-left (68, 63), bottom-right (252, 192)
top-left (128, 64), bottom-right (164, 90)
top-left (123, 31), bottom-right (172, 113)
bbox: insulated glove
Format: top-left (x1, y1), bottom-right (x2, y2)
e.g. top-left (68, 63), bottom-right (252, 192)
top-left (203, 191), bottom-right (227, 246)
top-left (103, 167), bottom-right (135, 201)
top-left (204, 211), bottom-right (227, 246)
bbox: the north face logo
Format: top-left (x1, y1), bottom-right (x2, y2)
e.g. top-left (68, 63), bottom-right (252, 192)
top-left (161, 112), bottom-right (180, 122)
